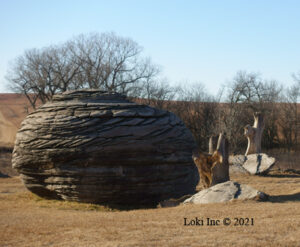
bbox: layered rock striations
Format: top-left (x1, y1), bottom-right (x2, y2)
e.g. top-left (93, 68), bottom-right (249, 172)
top-left (12, 90), bottom-right (198, 206)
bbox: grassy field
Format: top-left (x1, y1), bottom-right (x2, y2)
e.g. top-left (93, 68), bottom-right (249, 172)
top-left (1, 95), bottom-right (299, 246)
top-left (0, 169), bottom-right (299, 247)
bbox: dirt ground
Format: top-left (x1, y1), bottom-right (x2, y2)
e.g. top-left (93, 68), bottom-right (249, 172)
top-left (0, 169), bottom-right (299, 247)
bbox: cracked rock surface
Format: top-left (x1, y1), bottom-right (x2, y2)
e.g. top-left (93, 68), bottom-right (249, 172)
top-left (184, 181), bottom-right (268, 204)
top-left (243, 154), bottom-right (276, 175)
top-left (229, 154), bottom-right (276, 175)
top-left (12, 90), bottom-right (199, 206)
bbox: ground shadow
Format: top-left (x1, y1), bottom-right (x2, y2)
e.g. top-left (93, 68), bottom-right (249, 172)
top-left (263, 174), bottom-right (300, 178)
top-left (262, 169), bottom-right (300, 178)
top-left (103, 203), bottom-right (158, 211)
top-left (0, 172), bottom-right (10, 178)
top-left (269, 192), bottom-right (300, 203)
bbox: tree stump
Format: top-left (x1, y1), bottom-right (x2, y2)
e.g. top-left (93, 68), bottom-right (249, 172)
top-left (210, 133), bottom-right (230, 186)
top-left (209, 135), bottom-right (218, 155)
top-left (244, 112), bottom-right (264, 156)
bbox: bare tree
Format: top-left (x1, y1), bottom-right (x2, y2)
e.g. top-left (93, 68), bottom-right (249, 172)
top-left (135, 78), bottom-right (177, 109)
top-left (6, 48), bottom-right (63, 108)
top-left (278, 79), bottom-right (300, 151)
top-left (171, 83), bottom-right (219, 151)
top-left (209, 133), bottom-right (230, 186)
top-left (222, 71), bottom-right (281, 153)
top-left (244, 112), bottom-right (265, 155)
top-left (6, 32), bottom-right (159, 109)
top-left (68, 33), bottom-right (159, 94)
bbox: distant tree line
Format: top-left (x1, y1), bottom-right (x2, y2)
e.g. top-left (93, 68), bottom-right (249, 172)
top-left (6, 32), bottom-right (300, 153)
top-left (144, 71), bottom-right (300, 153)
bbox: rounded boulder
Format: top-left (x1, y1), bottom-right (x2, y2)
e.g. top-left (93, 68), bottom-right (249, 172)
top-left (12, 90), bottom-right (199, 206)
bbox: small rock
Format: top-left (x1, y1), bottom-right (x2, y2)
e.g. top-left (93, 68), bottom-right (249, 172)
top-left (229, 155), bottom-right (248, 174)
top-left (229, 155), bottom-right (246, 166)
top-left (229, 164), bottom-right (249, 174)
top-left (243, 153), bottom-right (276, 175)
top-left (183, 181), bottom-right (268, 204)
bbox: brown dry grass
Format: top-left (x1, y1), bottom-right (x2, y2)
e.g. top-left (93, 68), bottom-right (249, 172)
top-left (0, 171), bottom-right (300, 247)
top-left (0, 94), bottom-right (299, 246)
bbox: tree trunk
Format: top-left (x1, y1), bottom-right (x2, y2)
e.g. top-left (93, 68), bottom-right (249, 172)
top-left (244, 112), bottom-right (265, 155)
top-left (209, 135), bottom-right (218, 155)
top-left (210, 133), bottom-right (230, 186)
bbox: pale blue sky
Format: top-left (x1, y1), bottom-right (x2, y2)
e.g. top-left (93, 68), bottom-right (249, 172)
top-left (1, 0), bottom-right (300, 95)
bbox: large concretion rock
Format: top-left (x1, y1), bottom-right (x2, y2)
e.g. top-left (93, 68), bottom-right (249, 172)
top-left (12, 90), bottom-right (198, 206)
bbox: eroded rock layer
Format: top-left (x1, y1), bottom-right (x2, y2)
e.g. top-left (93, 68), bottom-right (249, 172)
top-left (12, 90), bottom-right (198, 206)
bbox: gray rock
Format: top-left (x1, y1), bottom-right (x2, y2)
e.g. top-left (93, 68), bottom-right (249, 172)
top-left (229, 155), bottom-right (249, 174)
top-left (184, 181), bottom-right (268, 204)
top-left (12, 90), bottom-right (199, 206)
top-left (229, 155), bottom-right (246, 166)
top-left (229, 154), bottom-right (276, 175)
top-left (243, 153), bottom-right (276, 175)
top-left (229, 164), bottom-right (249, 174)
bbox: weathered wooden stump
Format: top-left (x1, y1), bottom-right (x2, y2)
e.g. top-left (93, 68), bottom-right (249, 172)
top-left (210, 133), bottom-right (230, 186)
top-left (244, 112), bottom-right (264, 156)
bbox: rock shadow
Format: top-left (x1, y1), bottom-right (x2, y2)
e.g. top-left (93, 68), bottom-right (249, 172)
top-left (269, 192), bottom-right (300, 203)
top-left (0, 172), bottom-right (10, 178)
top-left (262, 174), bottom-right (300, 178)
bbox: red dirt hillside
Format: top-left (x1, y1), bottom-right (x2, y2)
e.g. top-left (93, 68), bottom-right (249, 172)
top-left (0, 94), bottom-right (34, 147)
